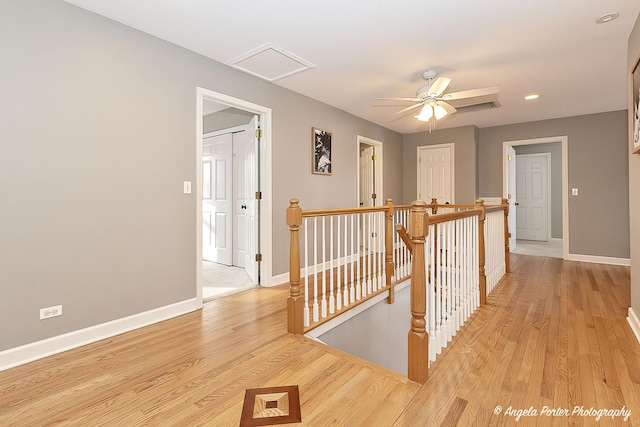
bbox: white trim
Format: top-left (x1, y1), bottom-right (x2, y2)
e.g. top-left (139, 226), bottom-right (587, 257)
top-left (305, 280), bottom-right (411, 338)
top-left (271, 272), bottom-right (290, 286)
top-left (356, 135), bottom-right (384, 207)
top-left (515, 153), bottom-right (552, 241)
top-left (196, 88), bottom-right (274, 301)
top-left (503, 136), bottom-right (568, 259)
top-left (627, 307), bottom-right (640, 345)
top-left (565, 253), bottom-right (631, 266)
top-left (549, 238), bottom-right (563, 244)
top-left (416, 142), bottom-right (455, 203)
top-left (0, 299), bottom-right (197, 371)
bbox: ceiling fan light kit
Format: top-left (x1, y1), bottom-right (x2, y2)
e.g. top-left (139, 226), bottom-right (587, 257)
top-left (376, 69), bottom-right (500, 132)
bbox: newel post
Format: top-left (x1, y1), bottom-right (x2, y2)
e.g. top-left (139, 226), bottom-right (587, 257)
top-left (476, 199), bottom-right (487, 305)
top-left (502, 198), bottom-right (511, 273)
top-left (287, 199), bottom-right (304, 334)
top-left (408, 200), bottom-right (429, 383)
top-left (384, 198), bottom-right (395, 304)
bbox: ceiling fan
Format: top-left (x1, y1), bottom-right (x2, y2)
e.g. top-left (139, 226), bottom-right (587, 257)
top-left (375, 70), bottom-right (500, 130)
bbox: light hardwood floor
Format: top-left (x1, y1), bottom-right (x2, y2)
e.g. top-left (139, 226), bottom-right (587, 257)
top-left (1, 254), bottom-right (639, 426)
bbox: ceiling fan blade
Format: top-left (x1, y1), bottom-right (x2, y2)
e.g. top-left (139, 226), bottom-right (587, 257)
top-left (436, 100), bottom-right (457, 115)
top-left (427, 77), bottom-right (451, 97)
top-left (443, 87), bottom-right (500, 107)
top-left (374, 97), bottom-right (422, 102)
top-left (392, 102), bottom-right (424, 116)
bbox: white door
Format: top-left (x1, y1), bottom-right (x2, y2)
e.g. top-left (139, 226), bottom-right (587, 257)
top-left (202, 134), bottom-right (233, 265)
top-left (507, 146), bottom-right (517, 249)
top-left (417, 144), bottom-right (454, 204)
top-left (244, 116), bottom-right (259, 284)
top-left (516, 154), bottom-right (549, 241)
top-left (360, 146), bottom-right (375, 207)
top-left (232, 131), bottom-right (248, 268)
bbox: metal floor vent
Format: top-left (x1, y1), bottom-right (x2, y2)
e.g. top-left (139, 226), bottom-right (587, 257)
top-left (226, 42), bottom-right (316, 82)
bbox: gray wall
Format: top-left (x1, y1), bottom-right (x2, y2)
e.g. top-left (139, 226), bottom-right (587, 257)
top-left (478, 111), bottom-right (629, 258)
top-left (318, 286), bottom-right (411, 375)
top-left (514, 142), bottom-right (563, 239)
top-left (402, 125), bottom-right (478, 204)
top-left (0, 0), bottom-right (403, 351)
top-left (628, 13), bottom-right (640, 323)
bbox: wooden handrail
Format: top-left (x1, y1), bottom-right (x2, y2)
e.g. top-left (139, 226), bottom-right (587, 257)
top-left (407, 200), bottom-right (429, 384)
top-left (300, 205), bottom-right (388, 218)
top-left (395, 224), bottom-right (413, 255)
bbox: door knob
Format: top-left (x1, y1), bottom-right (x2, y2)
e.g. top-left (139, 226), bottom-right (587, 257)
top-left (241, 204), bottom-right (247, 209)
top-left (514, 202), bottom-right (519, 206)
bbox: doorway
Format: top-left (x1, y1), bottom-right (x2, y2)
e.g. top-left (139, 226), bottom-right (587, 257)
top-left (416, 143), bottom-right (455, 203)
top-left (202, 120), bottom-right (258, 300)
top-left (196, 88), bottom-right (273, 308)
top-left (503, 136), bottom-right (568, 259)
top-left (357, 136), bottom-right (383, 207)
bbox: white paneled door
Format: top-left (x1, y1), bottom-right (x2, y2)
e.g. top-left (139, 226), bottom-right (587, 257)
top-left (507, 146), bottom-right (517, 249)
top-left (515, 154), bottom-right (549, 241)
top-left (417, 144), bottom-right (454, 204)
top-left (202, 134), bottom-right (233, 265)
top-left (359, 145), bottom-right (375, 207)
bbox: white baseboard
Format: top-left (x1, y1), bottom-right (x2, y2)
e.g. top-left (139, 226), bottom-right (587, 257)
top-left (0, 298), bottom-right (198, 371)
top-left (549, 238), bottom-right (563, 244)
top-left (628, 307), bottom-right (640, 345)
top-left (269, 272), bottom-right (289, 287)
top-left (565, 253), bottom-right (630, 266)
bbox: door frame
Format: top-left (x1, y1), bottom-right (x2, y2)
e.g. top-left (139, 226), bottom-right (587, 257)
top-left (515, 153), bottom-right (552, 242)
top-left (503, 136), bottom-right (568, 259)
top-left (196, 87), bottom-right (273, 309)
top-left (356, 135), bottom-right (383, 207)
top-left (416, 143), bottom-right (455, 203)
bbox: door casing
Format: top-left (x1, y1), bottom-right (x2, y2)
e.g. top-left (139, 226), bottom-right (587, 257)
top-left (196, 88), bottom-right (273, 309)
top-left (502, 136), bottom-right (568, 259)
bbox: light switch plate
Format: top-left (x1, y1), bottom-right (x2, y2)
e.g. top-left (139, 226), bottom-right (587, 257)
top-left (183, 181), bottom-right (192, 194)
top-left (572, 188), bottom-right (578, 196)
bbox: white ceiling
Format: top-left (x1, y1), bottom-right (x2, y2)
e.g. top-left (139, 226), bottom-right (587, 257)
top-left (64, 0), bottom-right (640, 134)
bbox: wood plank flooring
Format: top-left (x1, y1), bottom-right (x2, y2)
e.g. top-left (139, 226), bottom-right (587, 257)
top-left (1, 254), bottom-right (639, 426)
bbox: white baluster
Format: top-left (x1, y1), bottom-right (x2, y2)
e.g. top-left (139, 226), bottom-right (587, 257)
top-left (303, 219), bottom-right (309, 327)
top-left (344, 215), bottom-right (350, 307)
top-left (321, 217), bottom-right (327, 318)
top-left (354, 214), bottom-right (359, 301)
top-left (336, 216), bottom-right (342, 310)
top-left (313, 217), bottom-right (319, 322)
top-left (329, 216), bottom-right (335, 314)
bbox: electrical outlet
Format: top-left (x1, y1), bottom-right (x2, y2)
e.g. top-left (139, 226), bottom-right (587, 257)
top-left (40, 305), bottom-right (62, 320)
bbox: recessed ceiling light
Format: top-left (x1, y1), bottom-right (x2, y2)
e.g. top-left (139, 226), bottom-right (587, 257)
top-left (595, 13), bottom-right (619, 24)
top-left (524, 94), bottom-right (539, 100)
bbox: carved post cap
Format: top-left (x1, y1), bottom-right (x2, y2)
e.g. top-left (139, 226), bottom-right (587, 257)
top-left (409, 200), bottom-right (429, 238)
top-left (286, 198), bottom-right (302, 227)
top-left (475, 198), bottom-right (485, 206)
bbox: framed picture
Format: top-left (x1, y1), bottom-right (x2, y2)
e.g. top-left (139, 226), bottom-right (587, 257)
top-left (312, 127), bottom-right (332, 175)
top-left (633, 56), bottom-right (640, 154)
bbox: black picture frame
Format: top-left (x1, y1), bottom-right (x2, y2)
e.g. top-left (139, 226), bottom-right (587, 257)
top-left (312, 127), bottom-right (332, 175)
